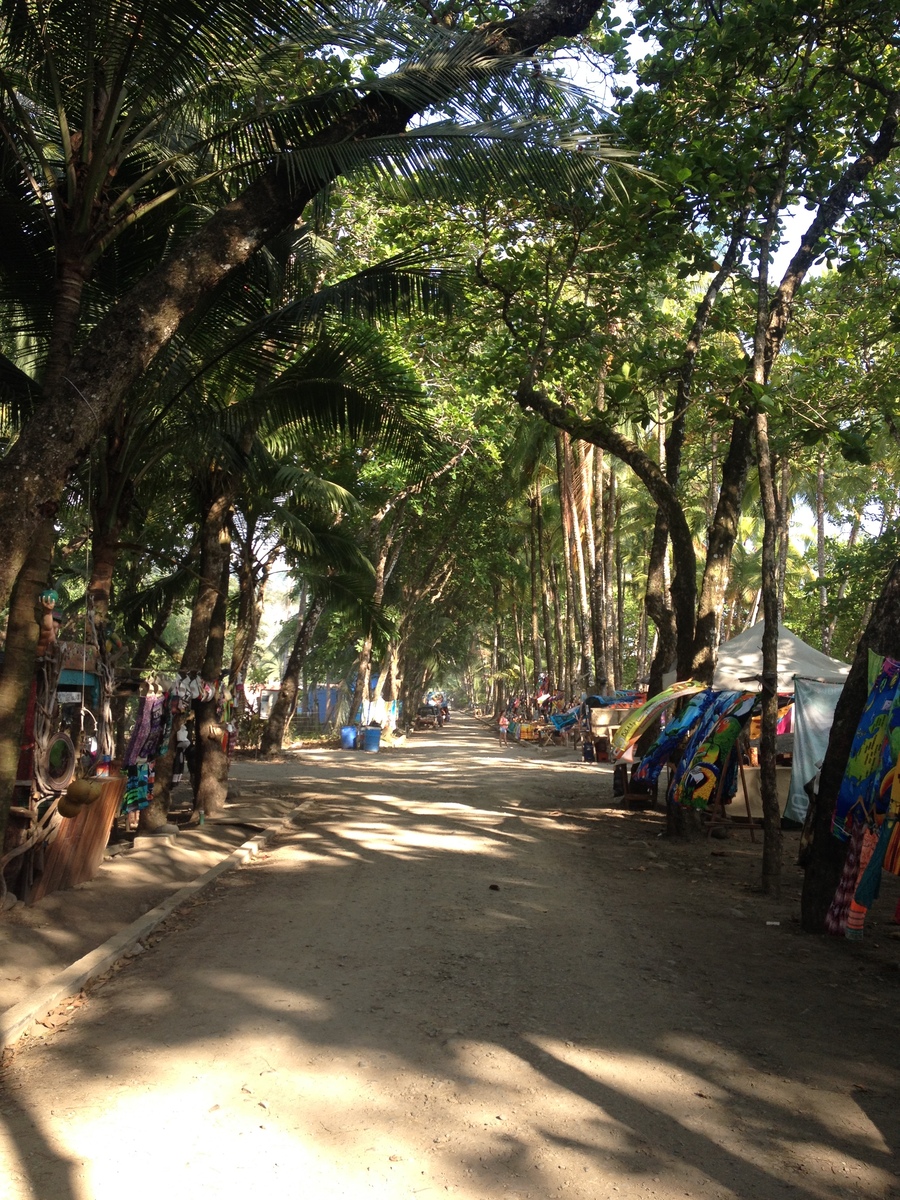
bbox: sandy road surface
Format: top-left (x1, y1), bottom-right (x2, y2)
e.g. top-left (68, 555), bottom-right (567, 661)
top-left (2, 716), bottom-right (900, 1200)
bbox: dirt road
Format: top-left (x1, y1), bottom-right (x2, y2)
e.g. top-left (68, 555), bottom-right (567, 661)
top-left (2, 716), bottom-right (900, 1200)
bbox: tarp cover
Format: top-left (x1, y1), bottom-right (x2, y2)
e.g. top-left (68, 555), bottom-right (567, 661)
top-left (784, 678), bottom-right (844, 822)
top-left (712, 622), bottom-right (849, 693)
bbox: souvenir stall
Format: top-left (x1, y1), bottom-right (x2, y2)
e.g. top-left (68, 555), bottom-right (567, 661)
top-left (713, 622), bottom-right (849, 821)
top-left (1, 593), bottom-right (125, 905)
top-left (611, 623), bottom-right (850, 827)
top-left (510, 690), bottom-right (643, 752)
top-left (0, 578), bottom-right (238, 904)
top-left (581, 691), bottom-right (643, 761)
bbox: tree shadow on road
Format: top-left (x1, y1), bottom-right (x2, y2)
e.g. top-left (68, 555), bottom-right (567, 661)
top-left (4, 720), bottom-right (900, 1199)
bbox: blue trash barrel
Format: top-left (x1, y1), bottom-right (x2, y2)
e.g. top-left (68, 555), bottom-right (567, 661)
top-left (361, 726), bottom-right (381, 753)
top-left (340, 725), bottom-right (358, 750)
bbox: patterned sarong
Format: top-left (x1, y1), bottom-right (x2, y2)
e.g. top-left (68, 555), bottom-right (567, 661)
top-left (833, 658), bottom-right (900, 839)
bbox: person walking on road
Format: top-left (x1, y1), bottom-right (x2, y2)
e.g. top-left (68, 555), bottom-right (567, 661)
top-left (498, 712), bottom-right (510, 747)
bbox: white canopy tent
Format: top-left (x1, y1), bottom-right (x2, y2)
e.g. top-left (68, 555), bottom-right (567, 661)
top-left (712, 621), bottom-right (849, 693)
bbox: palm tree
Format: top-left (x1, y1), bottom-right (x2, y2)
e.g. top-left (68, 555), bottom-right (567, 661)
top-left (0, 0), bottom-right (620, 615)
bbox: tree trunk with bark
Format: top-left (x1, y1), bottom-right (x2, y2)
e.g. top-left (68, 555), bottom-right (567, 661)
top-left (194, 546), bottom-right (232, 818)
top-left (775, 458), bottom-right (791, 621)
top-left (756, 413), bottom-right (782, 895)
top-left (590, 448), bottom-right (607, 689)
top-left (816, 450), bottom-right (829, 652)
top-left (691, 415), bottom-right (754, 683)
top-left (528, 497), bottom-right (542, 689)
top-left (548, 560), bottom-right (564, 696)
top-left (261, 594), bottom-right (327, 755)
top-left (535, 487), bottom-right (555, 686)
top-left (141, 489), bottom-right (230, 830)
top-left (0, 522), bottom-right (56, 849)
top-left (602, 463), bottom-right (617, 689)
top-left (230, 541), bottom-right (280, 698)
top-left (753, 158), bottom-right (787, 895)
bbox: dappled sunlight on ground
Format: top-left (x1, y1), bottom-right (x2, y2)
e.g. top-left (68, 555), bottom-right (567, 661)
top-left (4, 717), bottom-right (900, 1200)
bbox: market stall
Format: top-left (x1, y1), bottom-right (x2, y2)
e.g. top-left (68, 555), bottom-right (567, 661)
top-left (613, 623), bottom-right (850, 825)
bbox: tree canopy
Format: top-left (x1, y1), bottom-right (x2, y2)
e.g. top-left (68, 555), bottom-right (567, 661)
top-left (2, 0), bottom-right (900, 911)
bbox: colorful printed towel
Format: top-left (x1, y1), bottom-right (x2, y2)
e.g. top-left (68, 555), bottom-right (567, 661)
top-left (611, 680), bottom-right (704, 760)
top-left (833, 657), bottom-right (900, 839)
top-left (634, 690), bottom-right (716, 785)
top-left (666, 690), bottom-right (743, 809)
top-left (676, 691), bottom-right (757, 810)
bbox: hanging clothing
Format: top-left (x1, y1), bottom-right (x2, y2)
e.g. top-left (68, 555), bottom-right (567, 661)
top-left (846, 828), bottom-right (880, 940)
top-left (665, 690), bottom-right (755, 810)
top-left (123, 693), bottom-right (169, 766)
top-left (121, 763), bottom-right (153, 814)
top-left (825, 819), bottom-right (865, 935)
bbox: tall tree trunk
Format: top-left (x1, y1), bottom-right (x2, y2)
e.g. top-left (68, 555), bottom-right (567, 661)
top-left (691, 415), bottom-right (754, 682)
top-left (590, 448), bottom-right (607, 688)
top-left (141, 489), bottom-right (230, 830)
top-left (757, 416), bottom-right (782, 895)
top-left (195, 544), bottom-right (232, 818)
top-left (261, 594), bottom-right (327, 755)
top-left (775, 458), bottom-right (791, 621)
top-left (554, 432), bottom-right (579, 697)
top-left (0, 521), bottom-right (56, 851)
top-left (615, 514), bottom-right (625, 688)
top-left (578, 441), bottom-right (598, 685)
top-left (602, 463), bottom-right (617, 689)
top-left (548, 560), bottom-right (564, 699)
top-left (816, 450), bottom-right (829, 652)
top-left (801, 558), bottom-right (900, 932)
top-left (567, 438), bottom-right (594, 686)
top-left (635, 595), bottom-right (649, 685)
top-left (513, 598), bottom-right (528, 703)
top-left (529, 496), bottom-right (542, 690)
top-left (645, 407), bottom-right (678, 697)
top-left (495, 611), bottom-right (508, 717)
top-left (182, 491), bottom-right (232, 672)
top-left (230, 543), bottom-right (280, 694)
top-left (491, 583), bottom-right (502, 713)
top-left (536, 486), bottom-right (555, 686)
top-left (89, 521), bottom-right (124, 628)
top-left (380, 641), bottom-right (402, 719)
top-left (754, 156), bottom-right (787, 896)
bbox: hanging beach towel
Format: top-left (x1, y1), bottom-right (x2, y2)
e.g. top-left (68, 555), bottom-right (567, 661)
top-left (832, 657), bottom-right (900, 840)
top-left (675, 691), bottom-right (757, 810)
top-left (611, 680), bottom-right (704, 760)
top-left (634, 689), bottom-right (716, 785)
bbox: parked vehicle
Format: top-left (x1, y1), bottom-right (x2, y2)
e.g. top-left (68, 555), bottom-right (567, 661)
top-left (413, 704), bottom-right (442, 730)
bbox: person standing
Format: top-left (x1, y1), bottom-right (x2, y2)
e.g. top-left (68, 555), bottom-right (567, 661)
top-left (498, 712), bottom-right (510, 747)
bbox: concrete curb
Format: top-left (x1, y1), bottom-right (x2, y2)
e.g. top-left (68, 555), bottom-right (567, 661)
top-left (1, 808), bottom-right (304, 1051)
